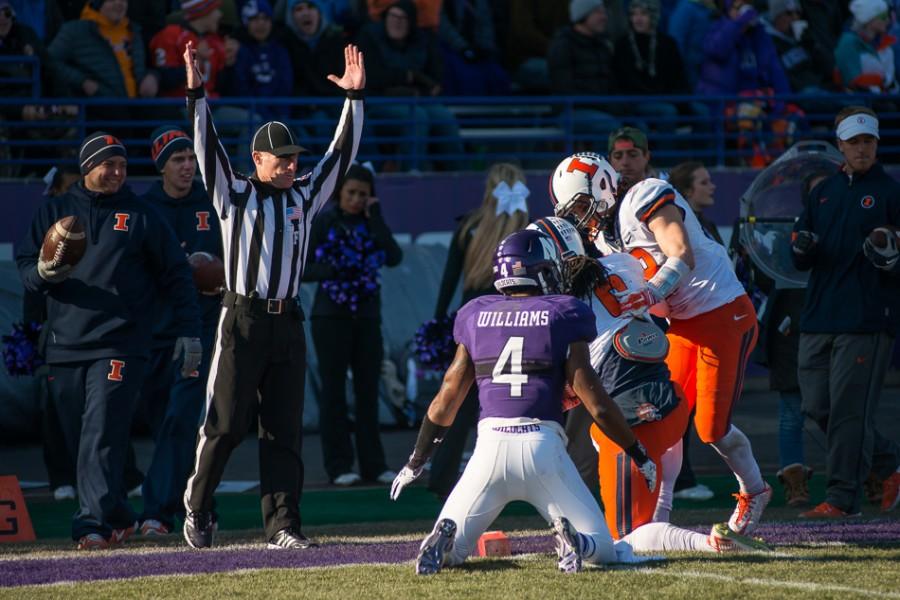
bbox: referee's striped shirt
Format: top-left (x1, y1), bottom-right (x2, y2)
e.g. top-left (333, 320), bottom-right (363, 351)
top-left (187, 88), bottom-right (363, 300)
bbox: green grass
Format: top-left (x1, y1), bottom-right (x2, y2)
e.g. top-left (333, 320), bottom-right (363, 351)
top-left (4, 547), bottom-right (900, 600)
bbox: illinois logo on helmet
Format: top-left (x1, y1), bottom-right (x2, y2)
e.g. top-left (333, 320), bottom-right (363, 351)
top-left (549, 153), bottom-right (619, 235)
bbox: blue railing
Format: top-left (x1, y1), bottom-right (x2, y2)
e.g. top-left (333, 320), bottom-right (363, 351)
top-left (0, 55), bottom-right (41, 98)
top-left (0, 91), bottom-right (897, 175)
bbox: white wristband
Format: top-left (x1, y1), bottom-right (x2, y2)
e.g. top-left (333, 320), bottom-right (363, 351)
top-left (648, 256), bottom-right (691, 299)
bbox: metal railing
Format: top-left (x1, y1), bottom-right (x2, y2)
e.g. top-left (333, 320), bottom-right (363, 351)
top-left (0, 91), bottom-right (897, 175)
top-left (0, 55), bottom-right (41, 98)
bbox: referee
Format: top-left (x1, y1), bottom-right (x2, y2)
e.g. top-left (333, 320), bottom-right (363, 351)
top-left (181, 41), bottom-right (365, 550)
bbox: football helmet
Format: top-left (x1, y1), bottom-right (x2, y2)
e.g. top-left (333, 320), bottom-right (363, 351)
top-left (549, 152), bottom-right (619, 234)
top-left (493, 229), bottom-right (564, 295)
top-left (527, 216), bottom-right (586, 259)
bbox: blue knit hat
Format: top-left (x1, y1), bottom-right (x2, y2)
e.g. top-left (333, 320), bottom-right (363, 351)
top-left (79, 132), bottom-right (126, 175)
top-left (150, 125), bottom-right (192, 172)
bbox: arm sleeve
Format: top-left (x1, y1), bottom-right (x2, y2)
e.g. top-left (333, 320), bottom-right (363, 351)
top-left (187, 87), bottom-right (245, 219)
top-left (434, 227), bottom-right (467, 318)
top-left (16, 203), bottom-right (54, 294)
top-left (452, 303), bottom-right (472, 347)
top-left (556, 297), bottom-right (598, 346)
top-left (367, 203), bottom-right (403, 267)
top-left (304, 94), bottom-right (364, 217)
top-left (633, 183), bottom-right (678, 223)
top-left (144, 212), bottom-right (201, 337)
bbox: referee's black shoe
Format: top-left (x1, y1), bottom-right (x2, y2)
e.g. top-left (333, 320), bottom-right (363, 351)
top-left (184, 510), bottom-right (217, 549)
top-left (268, 528), bottom-right (319, 549)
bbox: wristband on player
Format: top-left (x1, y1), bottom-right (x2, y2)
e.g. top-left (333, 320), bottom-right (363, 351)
top-left (624, 440), bottom-right (650, 465)
top-left (407, 415), bottom-right (450, 470)
top-left (647, 256), bottom-right (691, 300)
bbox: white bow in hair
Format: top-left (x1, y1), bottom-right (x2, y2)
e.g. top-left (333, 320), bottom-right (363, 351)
top-left (493, 181), bottom-right (530, 216)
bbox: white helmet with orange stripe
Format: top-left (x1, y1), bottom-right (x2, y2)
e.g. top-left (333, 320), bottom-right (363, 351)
top-left (549, 152), bottom-right (619, 237)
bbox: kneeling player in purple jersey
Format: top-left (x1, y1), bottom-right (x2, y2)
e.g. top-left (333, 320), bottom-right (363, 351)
top-left (390, 229), bottom-right (660, 575)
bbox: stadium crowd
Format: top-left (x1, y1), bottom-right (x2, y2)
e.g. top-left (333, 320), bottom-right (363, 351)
top-left (2, 0), bottom-right (900, 172)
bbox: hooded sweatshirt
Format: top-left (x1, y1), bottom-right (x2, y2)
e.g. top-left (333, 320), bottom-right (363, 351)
top-left (141, 179), bottom-right (224, 344)
top-left (16, 181), bottom-right (200, 363)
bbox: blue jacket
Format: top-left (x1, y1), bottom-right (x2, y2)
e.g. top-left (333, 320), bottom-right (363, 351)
top-left (141, 180), bottom-right (224, 345)
top-left (696, 8), bottom-right (790, 96)
top-left (16, 182), bottom-right (200, 363)
top-left (793, 163), bottom-right (900, 335)
top-left (668, 0), bottom-right (717, 91)
top-left (231, 38), bottom-right (294, 121)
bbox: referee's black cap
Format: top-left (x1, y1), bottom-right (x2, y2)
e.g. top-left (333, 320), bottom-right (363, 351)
top-left (251, 121), bottom-right (309, 157)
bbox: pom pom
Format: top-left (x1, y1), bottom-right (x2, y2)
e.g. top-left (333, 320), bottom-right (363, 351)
top-left (2, 321), bottom-right (44, 376)
top-left (413, 313), bottom-right (457, 371)
top-left (316, 224), bottom-right (386, 313)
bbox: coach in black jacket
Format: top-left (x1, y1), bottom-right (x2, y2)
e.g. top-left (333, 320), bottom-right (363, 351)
top-left (137, 126), bottom-right (224, 537)
top-left (791, 106), bottom-right (900, 518)
top-left (16, 132), bottom-right (201, 549)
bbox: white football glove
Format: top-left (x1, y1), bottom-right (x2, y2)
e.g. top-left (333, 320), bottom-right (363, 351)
top-left (37, 259), bottom-right (72, 283)
top-left (172, 336), bottom-right (203, 378)
top-left (636, 456), bottom-right (658, 493)
top-left (390, 464), bottom-right (424, 501)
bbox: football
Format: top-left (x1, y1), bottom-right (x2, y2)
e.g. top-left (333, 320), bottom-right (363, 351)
top-left (867, 225), bottom-right (900, 250)
top-left (188, 251), bottom-right (225, 294)
top-left (40, 216), bottom-right (86, 267)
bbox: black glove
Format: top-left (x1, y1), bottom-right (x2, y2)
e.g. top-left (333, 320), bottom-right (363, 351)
top-left (791, 230), bottom-right (818, 256)
top-left (173, 336), bottom-right (202, 377)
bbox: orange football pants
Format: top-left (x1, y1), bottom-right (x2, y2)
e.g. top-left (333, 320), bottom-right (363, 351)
top-left (665, 294), bottom-right (758, 444)
top-left (590, 386), bottom-right (690, 539)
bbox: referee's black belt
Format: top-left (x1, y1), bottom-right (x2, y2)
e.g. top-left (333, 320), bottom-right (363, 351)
top-left (223, 290), bottom-right (298, 315)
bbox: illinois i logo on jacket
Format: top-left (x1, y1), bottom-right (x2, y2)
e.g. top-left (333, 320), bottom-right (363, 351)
top-left (196, 211), bottom-right (210, 231)
top-left (113, 213), bottom-right (130, 231)
top-left (861, 195), bottom-right (875, 209)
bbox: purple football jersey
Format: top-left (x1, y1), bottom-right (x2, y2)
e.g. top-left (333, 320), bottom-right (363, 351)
top-left (454, 294), bottom-right (597, 425)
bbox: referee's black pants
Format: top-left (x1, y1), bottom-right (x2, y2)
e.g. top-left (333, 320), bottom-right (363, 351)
top-left (311, 317), bottom-right (388, 481)
top-left (185, 299), bottom-right (306, 540)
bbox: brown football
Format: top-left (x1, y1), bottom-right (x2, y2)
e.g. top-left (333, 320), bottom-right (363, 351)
top-left (41, 216), bottom-right (86, 267)
top-left (188, 251), bottom-right (225, 294)
top-left (868, 225), bottom-right (900, 249)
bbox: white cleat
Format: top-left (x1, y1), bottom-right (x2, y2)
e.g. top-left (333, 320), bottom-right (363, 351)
top-left (552, 517), bottom-right (583, 574)
top-left (728, 483), bottom-right (773, 535)
top-left (416, 519), bottom-right (456, 575)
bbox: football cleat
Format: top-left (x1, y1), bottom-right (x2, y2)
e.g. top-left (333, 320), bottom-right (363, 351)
top-left (76, 533), bottom-right (110, 551)
top-left (552, 517), bottom-right (583, 574)
top-left (140, 519), bottom-right (171, 536)
top-left (708, 523), bottom-right (772, 552)
top-left (881, 471), bottom-right (900, 513)
top-left (183, 510), bottom-right (217, 549)
top-left (799, 502), bottom-right (861, 519)
top-left (109, 521), bottom-right (137, 545)
top-left (673, 484), bottom-right (714, 501)
top-left (728, 483), bottom-right (772, 534)
top-left (416, 518), bottom-right (457, 575)
top-left (268, 528), bottom-right (318, 549)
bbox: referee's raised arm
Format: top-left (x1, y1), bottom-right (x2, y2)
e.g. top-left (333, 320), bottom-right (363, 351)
top-left (183, 41), bottom-right (247, 219)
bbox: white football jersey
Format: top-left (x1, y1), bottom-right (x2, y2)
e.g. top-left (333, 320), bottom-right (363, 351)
top-left (586, 253), bottom-right (647, 371)
top-left (593, 178), bottom-right (744, 320)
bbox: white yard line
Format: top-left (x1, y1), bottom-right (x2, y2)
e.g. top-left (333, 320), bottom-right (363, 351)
top-left (638, 568), bottom-right (900, 599)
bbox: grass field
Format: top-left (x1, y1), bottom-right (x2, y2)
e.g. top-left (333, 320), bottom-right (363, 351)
top-left (1, 475), bottom-right (899, 599)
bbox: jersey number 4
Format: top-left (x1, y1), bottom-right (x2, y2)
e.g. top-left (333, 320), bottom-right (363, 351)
top-left (492, 336), bottom-right (528, 397)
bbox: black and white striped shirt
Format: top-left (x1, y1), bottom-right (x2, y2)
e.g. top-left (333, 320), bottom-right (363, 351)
top-left (187, 89), bottom-right (363, 300)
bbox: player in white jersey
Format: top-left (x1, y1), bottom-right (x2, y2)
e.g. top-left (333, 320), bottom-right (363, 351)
top-left (530, 217), bottom-right (770, 554)
top-left (549, 139), bottom-right (772, 536)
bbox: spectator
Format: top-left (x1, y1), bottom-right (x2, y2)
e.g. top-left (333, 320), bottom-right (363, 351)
top-left (835, 0), bottom-right (898, 94)
top-left (428, 161), bottom-right (529, 500)
top-left (764, 0), bottom-right (835, 96)
top-left (277, 0), bottom-right (347, 150)
top-left (697, 0), bottom-right (799, 166)
top-left (668, 0), bottom-right (718, 90)
top-left (547, 0), bottom-right (621, 151)
top-left (150, 0), bottom-right (229, 99)
top-left (792, 106), bottom-right (900, 518)
top-left (304, 164), bottom-right (402, 486)
top-left (356, 0), bottom-right (463, 171)
top-left (8, 0), bottom-right (63, 41)
top-left (48, 0), bottom-right (158, 100)
top-left (15, 132), bottom-right (201, 549)
top-left (800, 0), bottom-right (850, 53)
top-left (137, 125), bottom-right (224, 537)
top-left (437, 0), bottom-right (510, 95)
top-left (127, 0), bottom-right (169, 41)
top-left (504, 0), bottom-right (569, 92)
top-left (272, 0), bottom-right (356, 30)
top-left (612, 0), bottom-right (705, 161)
top-left (668, 160), bottom-right (723, 245)
top-left (230, 0), bottom-right (293, 122)
top-left (367, 0), bottom-right (442, 29)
